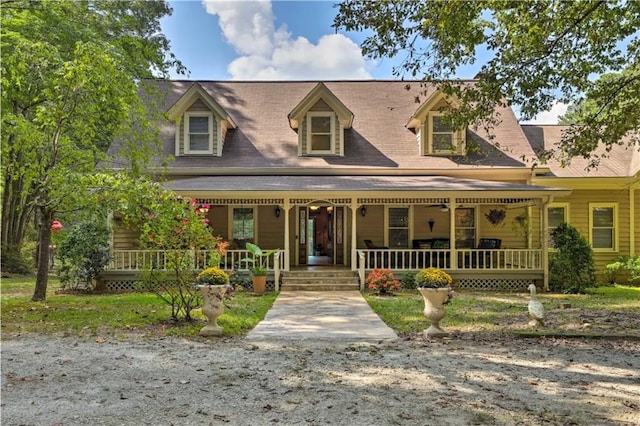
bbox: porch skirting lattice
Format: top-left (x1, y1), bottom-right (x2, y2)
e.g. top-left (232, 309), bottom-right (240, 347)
top-left (455, 278), bottom-right (535, 291)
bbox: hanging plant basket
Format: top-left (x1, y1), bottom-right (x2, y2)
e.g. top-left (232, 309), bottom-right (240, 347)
top-left (485, 209), bottom-right (506, 226)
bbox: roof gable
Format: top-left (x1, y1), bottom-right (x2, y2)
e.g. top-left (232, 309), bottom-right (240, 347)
top-left (406, 89), bottom-right (460, 129)
top-left (166, 83), bottom-right (236, 129)
top-left (288, 82), bottom-right (354, 129)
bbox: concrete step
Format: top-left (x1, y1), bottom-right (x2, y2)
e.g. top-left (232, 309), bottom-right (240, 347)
top-left (280, 270), bottom-right (360, 291)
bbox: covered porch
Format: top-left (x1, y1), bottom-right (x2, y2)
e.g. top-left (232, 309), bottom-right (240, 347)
top-left (105, 175), bottom-right (570, 291)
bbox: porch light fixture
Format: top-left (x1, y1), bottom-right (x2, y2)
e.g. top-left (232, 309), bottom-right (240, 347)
top-left (440, 204), bottom-right (449, 212)
top-left (360, 205), bottom-right (367, 217)
top-left (274, 206), bottom-right (281, 218)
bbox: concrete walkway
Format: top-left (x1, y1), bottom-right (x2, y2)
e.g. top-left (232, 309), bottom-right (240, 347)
top-left (245, 291), bottom-right (397, 341)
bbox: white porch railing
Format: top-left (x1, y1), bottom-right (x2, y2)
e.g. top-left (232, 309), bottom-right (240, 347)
top-left (356, 248), bottom-right (543, 289)
top-left (106, 249), bottom-right (285, 288)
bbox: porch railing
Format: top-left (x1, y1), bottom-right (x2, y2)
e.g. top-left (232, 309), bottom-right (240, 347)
top-left (106, 249), bottom-right (285, 288)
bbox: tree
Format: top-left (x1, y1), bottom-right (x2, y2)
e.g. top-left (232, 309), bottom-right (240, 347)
top-left (334, 0), bottom-right (640, 165)
top-left (1, 0), bottom-right (183, 300)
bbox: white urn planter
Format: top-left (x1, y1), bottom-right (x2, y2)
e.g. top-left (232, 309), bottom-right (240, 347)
top-left (197, 285), bottom-right (227, 337)
top-left (418, 288), bottom-right (450, 337)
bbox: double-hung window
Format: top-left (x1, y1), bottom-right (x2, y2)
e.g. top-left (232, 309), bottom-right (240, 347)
top-left (430, 114), bottom-right (455, 153)
top-left (589, 203), bottom-right (617, 251)
top-left (387, 207), bottom-right (409, 248)
top-left (184, 112), bottom-right (213, 154)
top-left (232, 207), bottom-right (254, 247)
top-left (455, 208), bottom-right (475, 248)
top-left (548, 203), bottom-right (569, 248)
top-left (307, 112), bottom-right (334, 154)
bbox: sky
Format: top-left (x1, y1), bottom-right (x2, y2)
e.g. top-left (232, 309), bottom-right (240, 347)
top-left (160, 0), bottom-right (567, 123)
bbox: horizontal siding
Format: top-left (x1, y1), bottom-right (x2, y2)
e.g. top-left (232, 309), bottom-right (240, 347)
top-left (112, 225), bottom-right (140, 250)
top-left (257, 205), bottom-right (285, 250)
top-left (357, 206), bottom-right (385, 248)
top-left (208, 206), bottom-right (228, 243)
top-left (478, 206), bottom-right (529, 249)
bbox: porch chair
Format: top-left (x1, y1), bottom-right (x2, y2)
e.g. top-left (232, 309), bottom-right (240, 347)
top-left (472, 238), bottom-right (502, 268)
top-left (363, 239), bottom-right (390, 267)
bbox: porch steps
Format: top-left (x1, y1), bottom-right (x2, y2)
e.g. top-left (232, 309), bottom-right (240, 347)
top-left (280, 270), bottom-right (360, 291)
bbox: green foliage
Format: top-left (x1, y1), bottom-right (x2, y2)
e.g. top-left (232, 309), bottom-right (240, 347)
top-left (242, 243), bottom-right (277, 276)
top-left (549, 223), bottom-right (596, 293)
top-left (1, 0), bottom-right (183, 299)
top-left (0, 244), bottom-right (32, 274)
top-left (57, 219), bottom-right (111, 290)
top-left (606, 256), bottom-right (640, 284)
top-left (415, 268), bottom-right (453, 288)
top-left (334, 1), bottom-right (640, 164)
top-left (365, 268), bottom-right (401, 295)
top-left (400, 271), bottom-right (417, 290)
top-left (197, 267), bottom-right (230, 285)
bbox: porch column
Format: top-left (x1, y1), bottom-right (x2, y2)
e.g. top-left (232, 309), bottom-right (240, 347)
top-left (448, 196), bottom-right (457, 269)
top-left (283, 200), bottom-right (290, 271)
top-left (541, 196), bottom-right (552, 291)
top-left (351, 199), bottom-right (359, 271)
top-left (630, 188), bottom-right (636, 256)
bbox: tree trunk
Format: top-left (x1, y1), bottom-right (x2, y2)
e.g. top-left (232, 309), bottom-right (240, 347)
top-left (32, 207), bottom-right (53, 301)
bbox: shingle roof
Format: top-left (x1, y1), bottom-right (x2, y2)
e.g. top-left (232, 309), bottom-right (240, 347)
top-left (522, 125), bottom-right (640, 177)
top-left (165, 175), bottom-right (569, 194)
top-left (112, 80), bottom-right (540, 172)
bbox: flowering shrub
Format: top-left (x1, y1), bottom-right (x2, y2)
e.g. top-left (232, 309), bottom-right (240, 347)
top-left (366, 268), bottom-right (401, 295)
top-left (415, 267), bottom-right (453, 288)
top-left (196, 267), bottom-right (229, 285)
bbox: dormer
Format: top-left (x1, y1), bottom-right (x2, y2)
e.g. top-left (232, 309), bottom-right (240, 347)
top-left (167, 83), bottom-right (236, 157)
top-left (288, 83), bottom-right (354, 156)
top-left (406, 90), bottom-right (466, 156)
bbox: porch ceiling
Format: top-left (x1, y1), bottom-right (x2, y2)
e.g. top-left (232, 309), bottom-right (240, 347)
top-left (165, 175), bottom-right (570, 197)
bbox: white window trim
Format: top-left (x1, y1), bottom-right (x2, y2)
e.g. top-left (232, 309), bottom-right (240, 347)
top-left (589, 202), bottom-right (618, 252)
top-left (427, 113), bottom-right (464, 155)
top-left (184, 112), bottom-right (214, 155)
top-left (384, 205), bottom-right (412, 248)
top-left (306, 112), bottom-right (335, 155)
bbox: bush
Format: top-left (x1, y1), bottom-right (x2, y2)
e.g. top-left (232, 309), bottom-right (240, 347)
top-left (606, 256), bottom-right (640, 284)
top-left (0, 245), bottom-right (32, 275)
top-left (549, 223), bottom-right (596, 293)
top-left (366, 268), bottom-right (400, 295)
top-left (58, 220), bottom-right (111, 290)
top-left (400, 271), bottom-right (417, 289)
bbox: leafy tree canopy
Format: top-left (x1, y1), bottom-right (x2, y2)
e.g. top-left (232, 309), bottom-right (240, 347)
top-left (1, 0), bottom-right (183, 299)
top-left (334, 0), bottom-right (639, 165)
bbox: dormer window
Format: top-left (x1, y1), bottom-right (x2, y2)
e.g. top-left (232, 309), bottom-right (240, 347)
top-left (308, 112), bottom-right (335, 154)
top-left (430, 114), bottom-right (456, 153)
top-left (184, 112), bottom-right (213, 154)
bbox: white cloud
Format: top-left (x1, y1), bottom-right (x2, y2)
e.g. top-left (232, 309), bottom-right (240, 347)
top-left (523, 102), bottom-right (569, 125)
top-left (202, 0), bottom-right (371, 80)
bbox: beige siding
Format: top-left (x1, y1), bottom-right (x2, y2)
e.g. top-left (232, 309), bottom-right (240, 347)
top-left (257, 205), bottom-right (285, 250)
top-left (112, 225), bottom-right (140, 250)
top-left (413, 206), bottom-right (450, 241)
top-left (208, 206), bottom-right (228, 241)
top-left (356, 206), bottom-right (385, 247)
top-left (478, 206), bottom-right (529, 248)
top-left (558, 189), bottom-right (633, 274)
top-left (309, 99), bottom-right (332, 111)
top-left (300, 99), bottom-right (341, 155)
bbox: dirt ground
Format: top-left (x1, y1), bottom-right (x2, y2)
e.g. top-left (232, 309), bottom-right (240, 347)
top-left (1, 334), bottom-right (639, 426)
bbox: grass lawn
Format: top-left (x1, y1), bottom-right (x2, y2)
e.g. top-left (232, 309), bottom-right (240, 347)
top-left (365, 285), bottom-right (640, 338)
top-left (1, 275), bottom-right (277, 339)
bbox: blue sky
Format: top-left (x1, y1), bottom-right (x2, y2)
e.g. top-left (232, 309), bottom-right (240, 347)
top-left (160, 0), bottom-right (566, 123)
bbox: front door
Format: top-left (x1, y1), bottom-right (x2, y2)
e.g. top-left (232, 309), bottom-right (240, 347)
top-left (297, 205), bottom-right (344, 266)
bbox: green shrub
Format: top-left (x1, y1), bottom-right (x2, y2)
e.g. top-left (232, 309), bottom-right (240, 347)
top-left (58, 220), bottom-right (111, 290)
top-left (400, 271), bottom-right (417, 289)
top-left (606, 255), bottom-right (640, 284)
top-left (549, 223), bottom-right (596, 293)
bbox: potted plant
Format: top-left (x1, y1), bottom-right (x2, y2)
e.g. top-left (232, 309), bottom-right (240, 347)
top-left (415, 267), bottom-right (454, 337)
top-left (195, 267), bottom-right (232, 336)
top-left (242, 242), bottom-right (277, 295)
